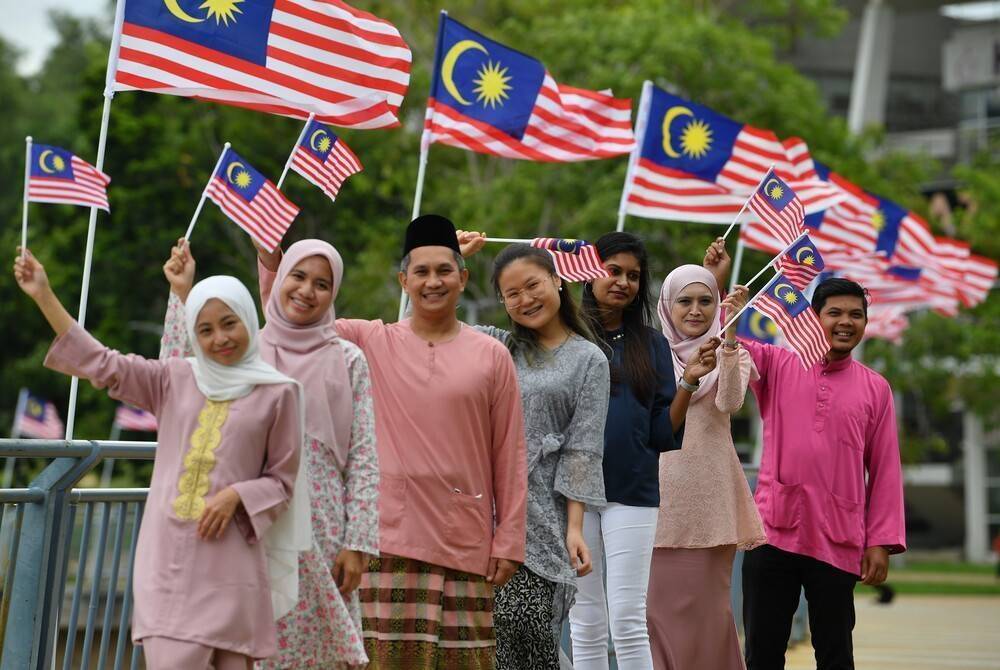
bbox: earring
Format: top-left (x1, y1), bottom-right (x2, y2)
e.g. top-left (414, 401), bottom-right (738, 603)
top-left (558, 286), bottom-right (563, 292)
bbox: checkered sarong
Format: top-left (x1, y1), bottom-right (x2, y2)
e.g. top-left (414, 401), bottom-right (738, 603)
top-left (359, 554), bottom-right (495, 670)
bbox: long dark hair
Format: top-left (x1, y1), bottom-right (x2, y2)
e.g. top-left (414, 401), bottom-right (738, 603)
top-left (581, 232), bottom-right (656, 403)
top-left (491, 244), bottom-right (598, 365)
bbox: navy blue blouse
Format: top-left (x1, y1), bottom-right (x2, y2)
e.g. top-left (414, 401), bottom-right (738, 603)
top-left (601, 326), bottom-right (680, 507)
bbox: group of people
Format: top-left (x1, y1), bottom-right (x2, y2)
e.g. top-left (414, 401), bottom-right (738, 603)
top-left (12, 212), bottom-right (906, 670)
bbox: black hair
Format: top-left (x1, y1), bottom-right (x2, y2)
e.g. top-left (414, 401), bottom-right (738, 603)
top-left (491, 245), bottom-right (598, 365)
top-left (581, 232), bottom-right (656, 403)
top-left (811, 278), bottom-right (869, 318)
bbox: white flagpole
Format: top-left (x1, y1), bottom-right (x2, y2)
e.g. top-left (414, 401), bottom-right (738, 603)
top-left (720, 231), bottom-right (808, 332)
top-left (720, 274), bottom-right (773, 334)
top-left (397, 134), bottom-right (431, 321)
top-left (721, 164), bottom-right (775, 241)
top-left (21, 137), bottom-right (32, 257)
top-left (64, 0), bottom-right (127, 440)
top-left (485, 237), bottom-right (532, 244)
top-left (616, 80), bottom-right (652, 233)
top-left (277, 113), bottom-right (315, 191)
top-left (184, 142), bottom-right (232, 241)
top-left (728, 238), bottom-right (746, 294)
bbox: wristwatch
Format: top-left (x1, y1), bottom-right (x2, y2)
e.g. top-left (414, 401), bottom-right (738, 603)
top-left (723, 339), bottom-right (739, 350)
top-left (679, 377), bottom-right (700, 393)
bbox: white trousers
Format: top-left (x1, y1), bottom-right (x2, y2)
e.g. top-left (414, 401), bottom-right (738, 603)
top-left (568, 503), bottom-right (658, 670)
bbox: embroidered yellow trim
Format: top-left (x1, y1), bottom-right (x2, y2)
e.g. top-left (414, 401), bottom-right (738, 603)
top-left (172, 399), bottom-right (231, 521)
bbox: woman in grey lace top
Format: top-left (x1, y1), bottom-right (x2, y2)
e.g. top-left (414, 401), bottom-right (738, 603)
top-left (462, 238), bottom-right (609, 670)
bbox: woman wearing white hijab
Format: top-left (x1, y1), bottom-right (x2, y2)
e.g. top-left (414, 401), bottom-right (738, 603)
top-left (162, 238), bottom-right (378, 669)
top-left (14, 247), bottom-right (306, 670)
top-left (647, 264), bottom-right (766, 670)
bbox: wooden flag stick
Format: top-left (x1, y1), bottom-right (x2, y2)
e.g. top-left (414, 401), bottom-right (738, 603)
top-left (184, 143), bottom-right (231, 242)
top-left (721, 163), bottom-right (775, 241)
top-left (277, 112), bottom-right (315, 191)
top-left (21, 136), bottom-right (31, 258)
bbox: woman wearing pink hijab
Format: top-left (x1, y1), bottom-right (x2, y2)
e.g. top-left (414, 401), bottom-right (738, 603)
top-left (162, 239), bottom-right (378, 669)
top-left (647, 265), bottom-right (766, 670)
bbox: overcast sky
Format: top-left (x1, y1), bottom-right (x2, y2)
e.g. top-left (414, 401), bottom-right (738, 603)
top-left (1, 0), bottom-right (110, 74)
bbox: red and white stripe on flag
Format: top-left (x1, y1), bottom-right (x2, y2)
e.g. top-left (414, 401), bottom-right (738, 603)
top-left (206, 177), bottom-right (299, 252)
top-left (958, 254), bottom-right (998, 307)
top-left (28, 156), bottom-right (111, 211)
top-left (863, 306), bottom-right (908, 345)
top-left (425, 77), bottom-right (635, 162)
top-left (754, 293), bottom-right (828, 369)
top-left (624, 133), bottom-right (843, 224)
top-left (17, 401), bottom-right (64, 439)
top-left (291, 139), bottom-right (363, 201)
top-left (530, 238), bottom-right (610, 282)
top-left (115, 404), bottom-right (158, 432)
top-left (112, 0), bottom-right (412, 129)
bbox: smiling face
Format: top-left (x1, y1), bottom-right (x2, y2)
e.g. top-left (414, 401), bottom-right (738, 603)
top-left (591, 252), bottom-right (642, 310)
top-left (670, 282), bottom-right (717, 338)
top-left (817, 294), bottom-right (867, 359)
top-left (399, 246), bottom-right (468, 316)
top-left (497, 258), bottom-right (562, 333)
top-left (195, 298), bottom-right (250, 366)
top-left (279, 255), bottom-right (334, 325)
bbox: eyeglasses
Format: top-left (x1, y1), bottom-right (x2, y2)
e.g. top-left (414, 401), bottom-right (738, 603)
top-left (499, 278), bottom-right (552, 306)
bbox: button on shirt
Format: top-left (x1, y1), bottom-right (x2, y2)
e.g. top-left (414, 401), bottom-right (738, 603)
top-left (740, 339), bottom-right (906, 575)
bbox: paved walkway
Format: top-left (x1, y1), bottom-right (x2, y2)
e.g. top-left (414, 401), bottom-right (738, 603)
top-left (785, 595), bottom-right (1000, 669)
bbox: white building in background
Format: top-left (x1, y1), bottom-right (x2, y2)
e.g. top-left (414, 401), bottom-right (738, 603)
top-left (780, 0), bottom-right (1000, 561)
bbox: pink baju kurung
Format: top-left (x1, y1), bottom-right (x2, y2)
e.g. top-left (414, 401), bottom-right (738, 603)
top-left (740, 339), bottom-right (906, 575)
top-left (160, 294), bottom-right (379, 668)
top-left (45, 323), bottom-right (301, 659)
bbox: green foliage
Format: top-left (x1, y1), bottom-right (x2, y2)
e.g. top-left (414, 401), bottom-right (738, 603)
top-left (0, 2), bottom-right (994, 470)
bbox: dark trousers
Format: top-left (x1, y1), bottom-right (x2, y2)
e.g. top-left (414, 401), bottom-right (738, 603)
top-left (742, 544), bottom-right (858, 670)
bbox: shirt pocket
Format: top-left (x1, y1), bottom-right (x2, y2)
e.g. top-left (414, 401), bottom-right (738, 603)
top-left (767, 479), bottom-right (804, 530)
top-left (823, 490), bottom-right (863, 547)
top-left (444, 488), bottom-right (489, 549)
top-left (379, 473), bottom-right (407, 530)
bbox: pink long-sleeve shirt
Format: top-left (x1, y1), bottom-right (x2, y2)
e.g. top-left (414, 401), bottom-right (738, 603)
top-left (258, 262), bottom-right (527, 576)
top-left (740, 339), bottom-right (906, 575)
top-left (45, 324), bottom-right (301, 658)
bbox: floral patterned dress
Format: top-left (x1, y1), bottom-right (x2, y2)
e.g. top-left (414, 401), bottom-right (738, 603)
top-left (161, 294), bottom-right (380, 669)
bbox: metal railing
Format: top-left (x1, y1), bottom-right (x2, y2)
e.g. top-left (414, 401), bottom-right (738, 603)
top-left (0, 439), bottom-right (155, 670)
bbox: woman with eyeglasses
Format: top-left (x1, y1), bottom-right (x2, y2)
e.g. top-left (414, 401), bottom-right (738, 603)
top-left (459, 234), bottom-right (609, 670)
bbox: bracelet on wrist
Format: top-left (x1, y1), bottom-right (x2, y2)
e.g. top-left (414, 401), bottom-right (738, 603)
top-left (679, 376), bottom-right (700, 393)
top-left (723, 338), bottom-right (738, 349)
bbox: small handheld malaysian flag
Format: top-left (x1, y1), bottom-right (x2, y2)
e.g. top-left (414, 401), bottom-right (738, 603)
top-left (14, 389), bottom-right (64, 439)
top-left (774, 235), bottom-right (825, 290)
top-left (531, 238), bottom-right (610, 282)
top-left (27, 142), bottom-right (110, 211)
top-left (753, 274), bottom-right (829, 368)
top-left (748, 169), bottom-right (806, 248)
top-left (290, 119), bottom-right (363, 202)
top-left (205, 148), bottom-right (299, 252)
top-left (115, 404), bottom-right (158, 432)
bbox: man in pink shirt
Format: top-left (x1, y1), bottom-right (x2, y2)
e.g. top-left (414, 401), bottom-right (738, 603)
top-left (335, 215), bottom-right (527, 669)
top-left (736, 278), bottom-right (906, 670)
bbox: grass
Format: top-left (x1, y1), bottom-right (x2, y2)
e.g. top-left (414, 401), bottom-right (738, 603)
top-left (895, 561), bottom-right (997, 575)
top-left (857, 582), bottom-right (1000, 596)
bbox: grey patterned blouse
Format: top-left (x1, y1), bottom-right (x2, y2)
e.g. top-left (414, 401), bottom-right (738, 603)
top-left (476, 327), bottom-right (610, 587)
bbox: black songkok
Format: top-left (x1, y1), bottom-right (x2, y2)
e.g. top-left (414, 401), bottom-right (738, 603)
top-left (402, 214), bottom-right (461, 256)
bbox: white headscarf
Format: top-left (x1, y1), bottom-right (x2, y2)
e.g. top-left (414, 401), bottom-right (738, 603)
top-left (184, 275), bottom-right (312, 620)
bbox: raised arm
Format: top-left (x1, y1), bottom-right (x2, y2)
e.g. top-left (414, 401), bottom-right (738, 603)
top-left (160, 239), bottom-right (196, 359)
top-left (716, 286), bottom-right (757, 414)
top-left (16, 247), bottom-right (168, 412)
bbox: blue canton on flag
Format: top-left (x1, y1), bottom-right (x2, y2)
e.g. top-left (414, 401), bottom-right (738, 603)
top-left (290, 119), bottom-right (363, 203)
top-left (205, 148), bottom-right (299, 252)
top-left (871, 195), bottom-right (908, 258)
top-left (430, 16), bottom-right (544, 140)
top-left (424, 14), bottom-right (634, 162)
top-left (640, 88), bottom-right (743, 183)
top-left (27, 143), bottom-right (111, 211)
top-left (753, 274), bottom-right (829, 368)
top-left (736, 308), bottom-right (778, 345)
top-left (775, 235), bottom-right (826, 290)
